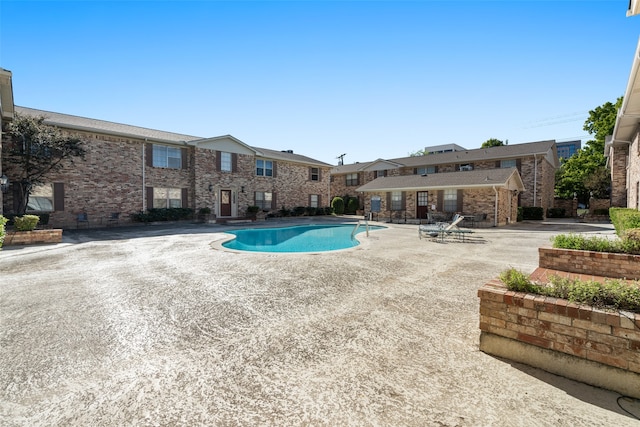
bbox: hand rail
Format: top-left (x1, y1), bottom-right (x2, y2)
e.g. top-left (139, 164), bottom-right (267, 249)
top-left (351, 219), bottom-right (370, 239)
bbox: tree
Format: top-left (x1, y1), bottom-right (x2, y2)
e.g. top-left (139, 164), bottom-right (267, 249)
top-left (481, 138), bottom-right (504, 148)
top-left (3, 113), bottom-right (87, 214)
top-left (555, 97), bottom-right (622, 201)
top-left (408, 149), bottom-right (428, 157)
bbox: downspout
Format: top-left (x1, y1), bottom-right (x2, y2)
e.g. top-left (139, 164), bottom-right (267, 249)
top-left (327, 170), bottom-right (331, 211)
top-left (493, 186), bottom-right (498, 227)
top-left (533, 153), bottom-right (538, 207)
top-left (142, 139), bottom-right (147, 212)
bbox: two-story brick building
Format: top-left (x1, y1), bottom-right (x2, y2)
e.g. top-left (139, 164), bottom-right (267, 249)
top-left (1, 106), bottom-right (333, 228)
top-left (330, 140), bottom-right (558, 226)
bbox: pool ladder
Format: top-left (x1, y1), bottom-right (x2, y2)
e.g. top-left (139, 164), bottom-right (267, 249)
top-left (351, 219), bottom-right (370, 239)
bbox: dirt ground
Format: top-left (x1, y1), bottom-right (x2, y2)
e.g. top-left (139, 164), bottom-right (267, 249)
top-left (1, 218), bottom-right (639, 426)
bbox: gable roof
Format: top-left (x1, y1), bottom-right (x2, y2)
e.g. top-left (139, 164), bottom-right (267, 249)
top-left (356, 168), bottom-right (525, 193)
top-left (16, 106), bottom-right (200, 144)
top-left (14, 106), bottom-right (331, 167)
top-left (332, 140), bottom-right (559, 173)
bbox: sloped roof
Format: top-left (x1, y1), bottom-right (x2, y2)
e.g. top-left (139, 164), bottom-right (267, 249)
top-left (609, 37), bottom-right (640, 154)
top-left (253, 147), bottom-right (332, 166)
top-left (356, 168), bottom-right (524, 192)
top-left (14, 106), bottom-right (331, 166)
top-left (16, 106), bottom-right (200, 144)
top-left (332, 140), bottom-right (558, 173)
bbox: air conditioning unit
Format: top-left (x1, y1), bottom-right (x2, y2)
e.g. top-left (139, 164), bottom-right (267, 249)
top-left (459, 165), bottom-right (473, 171)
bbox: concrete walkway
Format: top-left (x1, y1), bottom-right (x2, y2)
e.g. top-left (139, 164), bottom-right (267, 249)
top-left (1, 218), bottom-right (638, 426)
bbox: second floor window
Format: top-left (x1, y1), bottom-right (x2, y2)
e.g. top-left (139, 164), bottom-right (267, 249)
top-left (220, 152), bottom-right (232, 172)
top-left (310, 167), bottom-right (320, 181)
top-left (500, 159), bottom-right (517, 168)
top-left (153, 145), bottom-right (181, 169)
top-left (416, 166), bottom-right (436, 175)
top-left (346, 173), bottom-right (359, 186)
top-left (256, 159), bottom-right (273, 177)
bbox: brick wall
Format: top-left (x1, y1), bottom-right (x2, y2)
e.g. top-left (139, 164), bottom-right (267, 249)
top-left (4, 229), bottom-right (62, 245)
top-left (478, 279), bottom-right (640, 398)
top-left (539, 247), bottom-right (640, 280)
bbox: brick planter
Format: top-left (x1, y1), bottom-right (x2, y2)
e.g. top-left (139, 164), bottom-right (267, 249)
top-left (3, 229), bottom-right (63, 246)
top-left (539, 247), bottom-right (640, 280)
top-left (478, 279), bottom-right (640, 398)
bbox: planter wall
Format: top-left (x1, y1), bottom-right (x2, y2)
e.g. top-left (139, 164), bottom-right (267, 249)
top-left (4, 229), bottom-right (63, 246)
top-left (539, 247), bottom-right (640, 280)
top-left (478, 279), bottom-right (640, 399)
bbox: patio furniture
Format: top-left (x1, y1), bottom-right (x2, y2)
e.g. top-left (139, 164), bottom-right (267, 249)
top-left (106, 212), bottom-right (120, 226)
top-left (77, 213), bottom-right (89, 228)
top-left (419, 214), bottom-right (468, 241)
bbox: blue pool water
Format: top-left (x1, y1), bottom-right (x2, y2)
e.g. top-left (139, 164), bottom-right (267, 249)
top-left (222, 224), bottom-right (384, 253)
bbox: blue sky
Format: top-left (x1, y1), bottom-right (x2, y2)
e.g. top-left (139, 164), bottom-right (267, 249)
top-left (1, 1), bottom-right (639, 165)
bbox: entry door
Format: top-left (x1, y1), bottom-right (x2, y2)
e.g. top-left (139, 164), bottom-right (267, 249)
top-left (417, 191), bottom-right (429, 220)
top-left (220, 190), bottom-right (232, 216)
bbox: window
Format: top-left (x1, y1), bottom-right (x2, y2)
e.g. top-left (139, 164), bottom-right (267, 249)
top-left (310, 167), bottom-right (320, 181)
top-left (153, 145), bottom-right (182, 169)
top-left (374, 170), bottom-right (387, 178)
top-left (391, 191), bottom-right (403, 211)
top-left (26, 183), bottom-right (54, 212)
top-left (500, 159), bottom-right (517, 168)
top-left (416, 166), bottom-right (436, 175)
top-left (443, 189), bottom-right (457, 212)
top-left (153, 187), bottom-right (182, 208)
top-left (255, 191), bottom-right (272, 210)
top-left (256, 159), bottom-right (273, 177)
top-left (220, 152), bottom-right (232, 172)
top-left (346, 173), bottom-right (359, 186)
top-left (310, 194), bottom-right (319, 208)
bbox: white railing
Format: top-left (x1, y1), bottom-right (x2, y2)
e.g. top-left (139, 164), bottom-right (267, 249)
top-left (351, 219), bottom-right (370, 239)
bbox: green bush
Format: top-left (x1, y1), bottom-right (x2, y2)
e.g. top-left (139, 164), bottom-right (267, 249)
top-left (521, 206), bottom-right (544, 220)
top-left (517, 207), bottom-right (523, 222)
top-left (345, 197), bottom-right (359, 214)
top-left (500, 267), bottom-right (640, 312)
top-left (331, 197), bottom-right (345, 215)
top-left (551, 233), bottom-right (620, 253)
top-left (131, 208), bottom-right (194, 223)
top-left (592, 208), bottom-right (609, 216)
top-left (198, 207), bottom-right (211, 215)
top-left (609, 207), bottom-right (640, 235)
top-left (546, 208), bottom-right (565, 218)
top-left (0, 215), bottom-right (7, 249)
top-left (14, 215), bottom-right (40, 231)
top-left (279, 206), bottom-right (291, 217)
top-left (292, 206), bottom-right (306, 216)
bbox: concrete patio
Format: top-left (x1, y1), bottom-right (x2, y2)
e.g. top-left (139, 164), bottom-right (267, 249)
top-left (1, 218), bottom-right (638, 426)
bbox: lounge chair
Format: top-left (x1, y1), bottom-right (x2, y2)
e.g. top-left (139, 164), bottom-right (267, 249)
top-left (419, 214), bottom-right (473, 241)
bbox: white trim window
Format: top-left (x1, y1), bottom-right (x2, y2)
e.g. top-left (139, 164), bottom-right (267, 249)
top-left (416, 166), bottom-right (436, 175)
top-left (310, 167), bottom-right (320, 181)
top-left (310, 194), bottom-right (319, 208)
top-left (443, 189), bottom-right (457, 212)
top-left (256, 160), bottom-right (273, 177)
top-left (220, 152), bottom-right (232, 172)
top-left (153, 187), bottom-right (182, 208)
top-left (153, 145), bottom-right (181, 169)
top-left (500, 159), bottom-right (517, 168)
top-left (255, 191), bottom-right (272, 210)
top-left (391, 191), bottom-right (402, 211)
top-left (27, 183), bottom-right (54, 212)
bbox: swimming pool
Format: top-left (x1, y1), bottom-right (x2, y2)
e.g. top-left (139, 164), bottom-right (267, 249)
top-left (222, 223), bottom-right (384, 253)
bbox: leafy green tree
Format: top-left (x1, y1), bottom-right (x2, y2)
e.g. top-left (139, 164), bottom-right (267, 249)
top-left (408, 149), bottom-right (427, 157)
top-left (555, 97), bottom-right (622, 201)
top-left (481, 138), bottom-right (504, 148)
top-left (3, 113), bottom-right (87, 214)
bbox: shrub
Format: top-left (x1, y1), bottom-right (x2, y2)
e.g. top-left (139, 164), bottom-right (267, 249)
top-left (304, 206), bottom-right (317, 216)
top-left (14, 215), bottom-right (40, 231)
top-left (521, 206), bottom-right (544, 220)
top-left (592, 208), bottom-right (609, 216)
top-left (198, 207), bottom-right (211, 215)
top-left (551, 233), bottom-right (621, 253)
top-left (609, 207), bottom-right (640, 235)
top-left (546, 208), bottom-right (565, 218)
top-left (0, 215), bottom-right (7, 249)
top-left (517, 207), bottom-right (523, 222)
top-left (621, 228), bottom-right (640, 255)
top-left (279, 206), bottom-right (291, 217)
top-left (292, 206), bottom-right (306, 216)
top-left (332, 197), bottom-right (345, 215)
top-left (346, 197), bottom-right (359, 214)
top-left (131, 208), bottom-right (194, 222)
top-left (500, 267), bottom-right (640, 313)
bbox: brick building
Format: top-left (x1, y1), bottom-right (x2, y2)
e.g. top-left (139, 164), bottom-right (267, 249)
top-left (607, 38), bottom-right (640, 209)
top-left (330, 140), bottom-right (558, 225)
top-left (1, 106), bottom-right (332, 228)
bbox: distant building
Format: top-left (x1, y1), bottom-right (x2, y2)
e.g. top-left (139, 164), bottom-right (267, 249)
top-left (423, 143), bottom-right (466, 154)
top-left (556, 140), bottom-right (581, 160)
